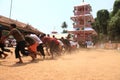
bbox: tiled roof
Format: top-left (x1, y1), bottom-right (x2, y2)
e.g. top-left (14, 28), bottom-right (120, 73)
top-left (0, 15), bottom-right (44, 35)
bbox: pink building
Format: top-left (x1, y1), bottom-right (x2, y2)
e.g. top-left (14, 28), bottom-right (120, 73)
top-left (68, 1), bottom-right (96, 42)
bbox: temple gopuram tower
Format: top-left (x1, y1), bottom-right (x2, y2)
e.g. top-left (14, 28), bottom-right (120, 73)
top-left (68, 0), bottom-right (96, 42)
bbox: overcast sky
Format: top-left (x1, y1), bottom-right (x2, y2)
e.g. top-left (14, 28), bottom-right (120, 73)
top-left (0, 0), bottom-right (114, 34)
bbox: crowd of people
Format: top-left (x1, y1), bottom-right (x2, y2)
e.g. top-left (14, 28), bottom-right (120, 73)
top-left (0, 23), bottom-right (80, 64)
top-left (0, 26), bottom-right (13, 59)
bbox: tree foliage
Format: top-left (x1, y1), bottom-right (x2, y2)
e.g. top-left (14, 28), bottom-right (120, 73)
top-left (107, 0), bottom-right (120, 41)
top-left (112, 0), bottom-right (120, 16)
top-left (108, 10), bottom-right (120, 41)
top-left (61, 21), bottom-right (68, 29)
top-left (92, 18), bottom-right (100, 35)
top-left (61, 21), bottom-right (68, 33)
top-left (97, 9), bottom-right (110, 35)
top-left (92, 0), bottom-right (120, 42)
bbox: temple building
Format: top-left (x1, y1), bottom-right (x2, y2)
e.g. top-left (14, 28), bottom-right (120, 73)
top-left (68, 0), bottom-right (96, 42)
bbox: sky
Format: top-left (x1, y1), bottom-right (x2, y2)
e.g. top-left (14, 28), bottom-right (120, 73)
top-left (0, 0), bottom-right (115, 34)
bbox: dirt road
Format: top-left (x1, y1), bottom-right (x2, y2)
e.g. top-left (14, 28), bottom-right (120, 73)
top-left (0, 48), bottom-right (120, 80)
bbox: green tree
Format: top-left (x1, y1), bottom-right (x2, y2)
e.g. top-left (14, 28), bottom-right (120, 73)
top-left (97, 9), bottom-right (110, 35)
top-left (91, 18), bottom-right (100, 43)
top-left (92, 18), bottom-right (100, 35)
top-left (108, 0), bottom-right (120, 41)
top-left (61, 21), bottom-right (68, 33)
top-left (112, 0), bottom-right (120, 17)
top-left (108, 10), bottom-right (120, 41)
top-left (92, 0), bottom-right (120, 42)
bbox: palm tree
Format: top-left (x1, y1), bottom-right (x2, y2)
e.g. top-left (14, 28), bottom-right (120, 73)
top-left (61, 21), bottom-right (68, 33)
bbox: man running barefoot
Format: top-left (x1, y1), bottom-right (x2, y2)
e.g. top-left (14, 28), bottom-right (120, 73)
top-left (2, 24), bottom-right (35, 63)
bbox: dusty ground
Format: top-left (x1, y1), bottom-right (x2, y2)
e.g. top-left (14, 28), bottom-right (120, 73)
top-left (0, 48), bottom-right (120, 80)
